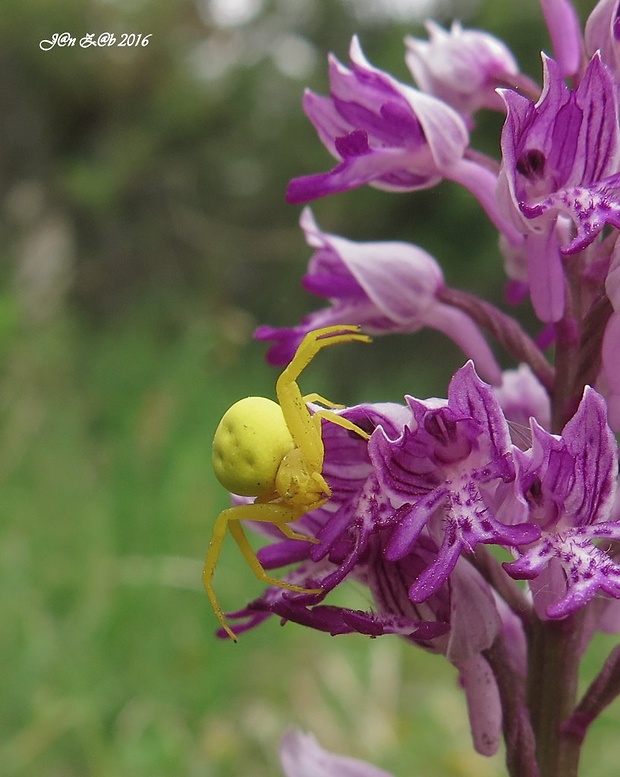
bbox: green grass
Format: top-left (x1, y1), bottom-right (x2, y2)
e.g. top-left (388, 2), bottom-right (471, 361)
top-left (1, 296), bottom-right (619, 776)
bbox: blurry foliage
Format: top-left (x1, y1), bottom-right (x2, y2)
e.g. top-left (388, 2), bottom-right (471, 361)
top-left (3, 0), bottom-right (571, 337)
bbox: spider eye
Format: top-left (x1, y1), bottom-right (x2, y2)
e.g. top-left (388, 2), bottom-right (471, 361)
top-left (212, 396), bottom-right (294, 497)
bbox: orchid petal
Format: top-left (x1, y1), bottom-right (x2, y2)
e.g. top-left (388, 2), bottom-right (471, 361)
top-left (280, 730), bottom-right (394, 777)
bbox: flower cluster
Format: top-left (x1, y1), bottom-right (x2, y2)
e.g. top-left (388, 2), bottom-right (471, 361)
top-left (212, 2), bottom-right (620, 776)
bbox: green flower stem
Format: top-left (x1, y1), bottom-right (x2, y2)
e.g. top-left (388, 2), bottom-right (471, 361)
top-left (527, 614), bottom-right (584, 777)
top-left (573, 294), bottom-right (613, 392)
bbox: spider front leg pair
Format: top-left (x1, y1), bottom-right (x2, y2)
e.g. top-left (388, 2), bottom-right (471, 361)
top-left (205, 325), bottom-right (371, 640)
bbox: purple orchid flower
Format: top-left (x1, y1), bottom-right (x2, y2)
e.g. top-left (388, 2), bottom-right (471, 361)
top-left (498, 53), bottom-right (620, 321)
top-left (285, 36), bottom-right (469, 205)
top-left (286, 37), bottom-right (522, 242)
top-left (224, 401), bottom-right (450, 641)
top-left (280, 729), bottom-right (393, 777)
top-left (371, 362), bottom-right (540, 602)
top-left (218, 374), bottom-right (536, 759)
top-left (233, 457), bottom-right (506, 755)
top-left (405, 21), bottom-right (520, 125)
top-left (504, 387), bottom-right (620, 619)
top-left (231, 502), bottom-right (506, 754)
top-left (255, 208), bottom-right (502, 385)
top-left (223, 396), bottom-right (502, 655)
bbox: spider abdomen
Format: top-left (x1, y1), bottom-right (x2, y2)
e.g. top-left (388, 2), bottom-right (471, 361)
top-left (212, 396), bottom-right (294, 497)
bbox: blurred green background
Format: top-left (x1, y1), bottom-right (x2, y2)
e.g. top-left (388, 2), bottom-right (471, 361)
top-left (2, 0), bottom-right (618, 775)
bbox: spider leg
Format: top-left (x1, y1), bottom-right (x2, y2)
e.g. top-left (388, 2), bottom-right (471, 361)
top-left (304, 392), bottom-right (370, 440)
top-left (279, 326), bottom-right (371, 390)
top-left (228, 521), bottom-right (321, 594)
top-left (203, 509), bottom-right (238, 641)
top-left (303, 392), bottom-right (344, 409)
top-left (203, 503), bottom-right (323, 640)
top-left (277, 522), bottom-right (320, 543)
top-left (312, 409), bottom-right (370, 440)
top-left (276, 326), bottom-right (371, 468)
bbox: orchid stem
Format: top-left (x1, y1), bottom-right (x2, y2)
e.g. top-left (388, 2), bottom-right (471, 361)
top-left (439, 286), bottom-right (555, 392)
top-left (563, 644), bottom-right (620, 746)
top-left (527, 608), bottom-right (583, 776)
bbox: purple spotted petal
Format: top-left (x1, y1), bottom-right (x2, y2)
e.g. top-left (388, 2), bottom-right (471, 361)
top-left (505, 387), bottom-right (620, 618)
top-left (523, 387), bottom-right (618, 531)
top-left (521, 175), bottom-right (620, 254)
top-left (505, 524), bottom-right (620, 618)
top-left (370, 363), bottom-right (540, 600)
top-left (408, 495), bottom-right (539, 602)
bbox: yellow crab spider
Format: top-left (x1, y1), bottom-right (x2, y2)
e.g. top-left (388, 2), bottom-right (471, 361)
top-left (204, 325), bottom-right (371, 640)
